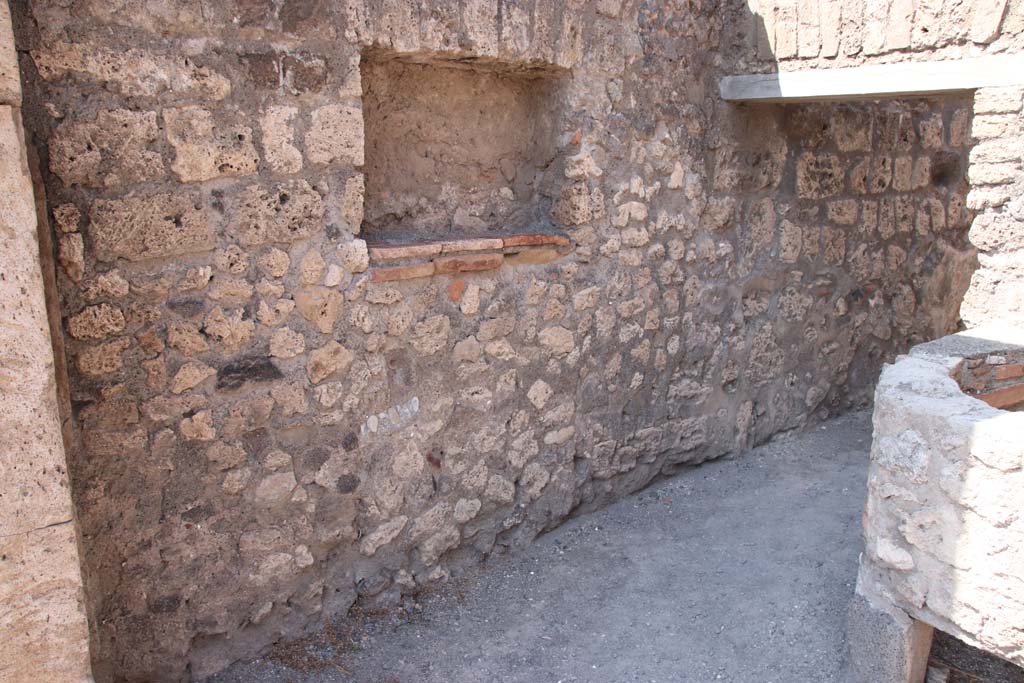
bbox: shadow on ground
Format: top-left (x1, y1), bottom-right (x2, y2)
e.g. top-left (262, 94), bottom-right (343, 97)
top-left (929, 631), bottom-right (1024, 683)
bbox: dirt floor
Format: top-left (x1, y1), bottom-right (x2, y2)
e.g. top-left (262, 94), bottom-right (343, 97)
top-left (208, 410), bottom-right (1024, 683)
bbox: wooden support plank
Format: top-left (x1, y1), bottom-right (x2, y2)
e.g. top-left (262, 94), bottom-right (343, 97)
top-left (720, 54), bottom-right (1024, 103)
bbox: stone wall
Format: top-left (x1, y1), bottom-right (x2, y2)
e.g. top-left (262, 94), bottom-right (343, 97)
top-left (959, 86), bottom-right (1024, 327)
top-left (858, 328), bottom-right (1024, 666)
top-left (730, 0), bottom-right (1023, 70)
top-left (0, 1), bottom-right (94, 680)
top-left (11, 1), bottom-right (982, 680)
top-left (723, 0), bottom-right (1024, 326)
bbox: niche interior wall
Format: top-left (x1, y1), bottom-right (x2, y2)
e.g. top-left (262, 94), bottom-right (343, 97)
top-left (360, 49), bottom-right (567, 242)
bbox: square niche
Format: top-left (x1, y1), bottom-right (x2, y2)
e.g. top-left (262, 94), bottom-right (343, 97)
top-left (360, 50), bottom-right (566, 244)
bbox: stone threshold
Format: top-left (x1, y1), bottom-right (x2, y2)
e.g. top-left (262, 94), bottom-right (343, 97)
top-left (368, 232), bottom-right (571, 283)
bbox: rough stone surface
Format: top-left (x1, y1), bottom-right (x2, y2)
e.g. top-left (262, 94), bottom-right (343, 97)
top-left (0, 59), bottom-right (93, 682)
top-left (257, 105), bottom-right (300, 175)
top-left (730, 0), bottom-right (1024, 330)
top-left (738, 0), bottom-right (1024, 69)
top-left (0, 524), bottom-right (96, 683)
top-left (845, 591), bottom-right (934, 683)
top-left (89, 193), bottom-right (214, 262)
top-left (858, 327), bottom-right (1024, 668)
top-left (50, 109), bottom-right (163, 188)
top-left (361, 54), bottom-right (560, 241)
top-left (305, 104), bottom-right (363, 167)
top-left (232, 180), bottom-right (324, 246)
top-left (0, 0), bottom-right (18, 104)
top-left (164, 106), bottom-right (259, 183)
top-left (10, 0), bottom-right (1007, 680)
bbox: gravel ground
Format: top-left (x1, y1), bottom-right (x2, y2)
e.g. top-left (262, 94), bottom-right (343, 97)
top-left (210, 410), bottom-right (874, 683)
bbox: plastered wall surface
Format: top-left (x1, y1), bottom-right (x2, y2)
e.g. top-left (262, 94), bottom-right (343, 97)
top-left (6, 0), bottom-right (1019, 680)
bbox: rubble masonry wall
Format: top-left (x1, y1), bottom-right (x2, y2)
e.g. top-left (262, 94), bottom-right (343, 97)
top-left (10, 0), bottom-right (1005, 679)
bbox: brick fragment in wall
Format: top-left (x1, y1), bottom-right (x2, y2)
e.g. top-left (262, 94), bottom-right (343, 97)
top-left (441, 237), bottom-right (504, 253)
top-left (434, 253), bottom-right (504, 275)
top-left (505, 246), bottom-right (564, 265)
top-left (371, 262), bottom-right (434, 282)
top-left (370, 243), bottom-right (444, 261)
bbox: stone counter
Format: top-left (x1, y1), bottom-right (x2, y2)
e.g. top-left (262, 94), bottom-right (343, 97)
top-left (853, 326), bottom-right (1024, 678)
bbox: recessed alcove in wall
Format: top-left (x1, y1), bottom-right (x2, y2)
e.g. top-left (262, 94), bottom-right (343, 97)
top-left (360, 49), bottom-right (567, 243)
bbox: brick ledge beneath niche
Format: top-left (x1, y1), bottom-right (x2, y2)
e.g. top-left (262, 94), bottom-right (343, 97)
top-left (369, 233), bottom-right (571, 283)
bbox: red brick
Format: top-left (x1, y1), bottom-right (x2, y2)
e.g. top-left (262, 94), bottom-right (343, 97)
top-left (370, 262), bottom-right (435, 282)
top-left (447, 278), bottom-right (466, 302)
top-left (976, 382), bottom-right (1024, 410)
top-left (994, 364), bottom-right (1024, 381)
top-left (440, 237), bottom-right (504, 253)
top-left (502, 233), bottom-right (571, 248)
top-left (434, 253), bottom-right (504, 275)
top-left (504, 246), bottom-right (564, 266)
top-left (368, 243), bottom-right (443, 261)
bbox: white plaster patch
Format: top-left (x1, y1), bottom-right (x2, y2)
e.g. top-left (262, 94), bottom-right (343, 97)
top-left (360, 396), bottom-right (420, 438)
